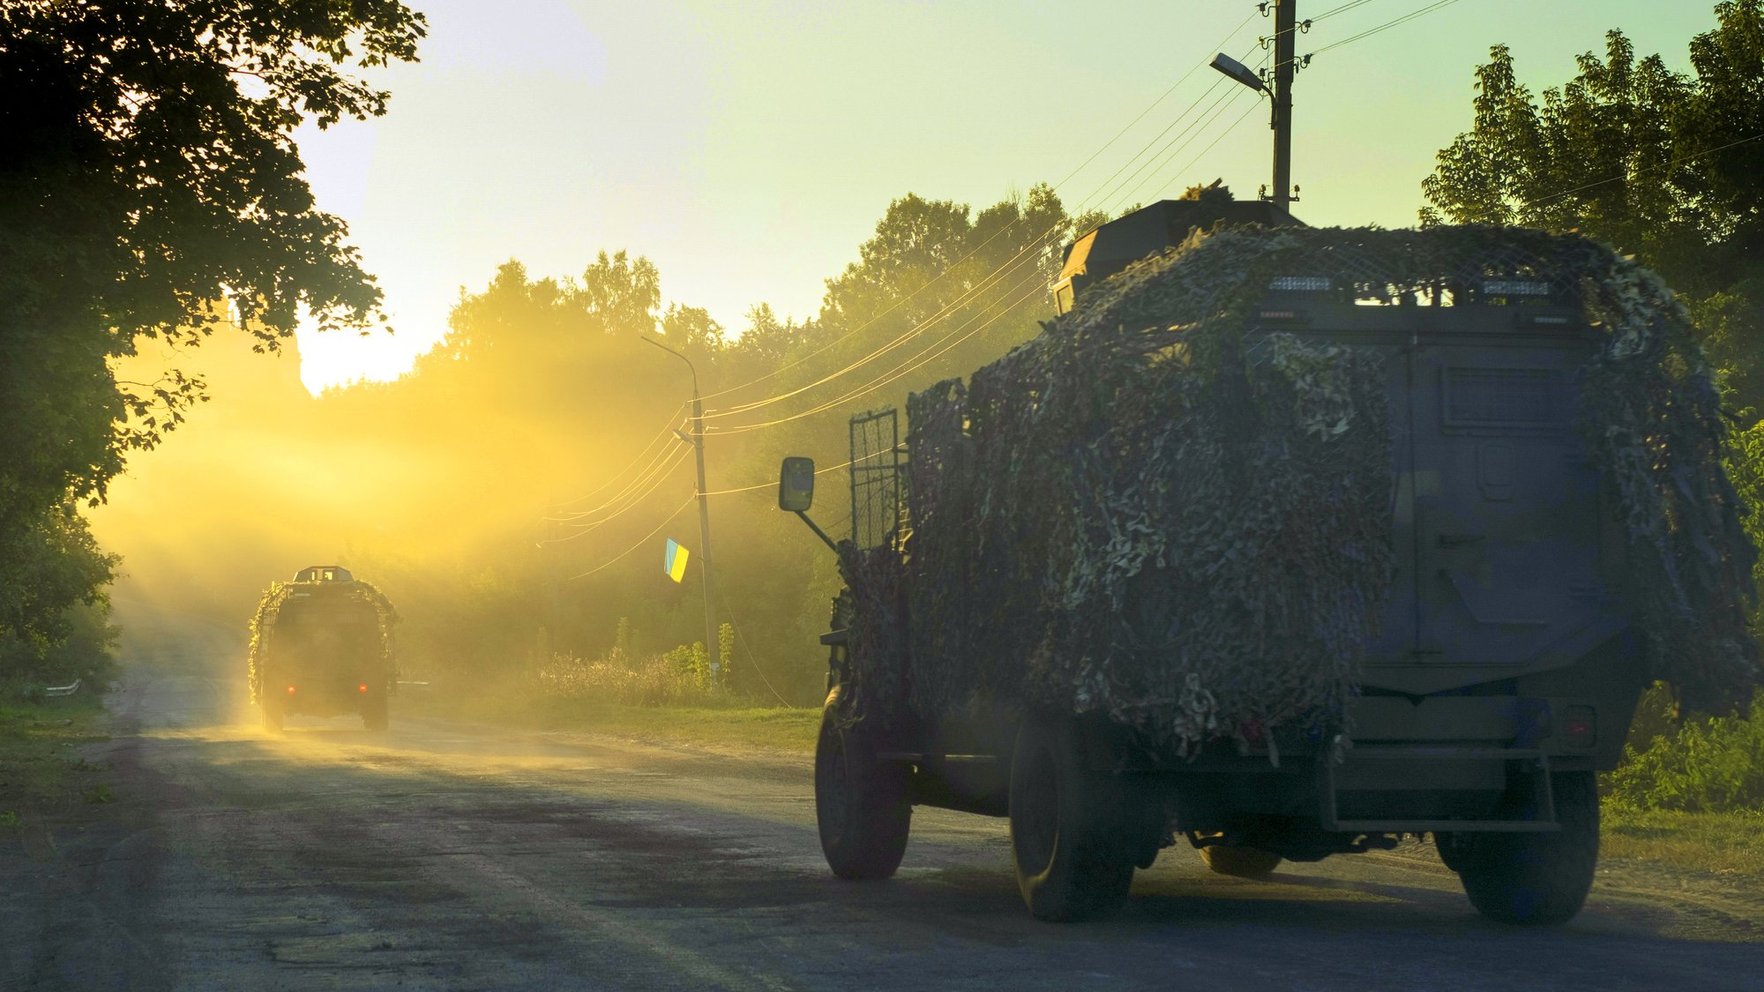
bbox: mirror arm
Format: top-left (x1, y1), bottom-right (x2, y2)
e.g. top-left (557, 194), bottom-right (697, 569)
top-left (795, 510), bottom-right (838, 552)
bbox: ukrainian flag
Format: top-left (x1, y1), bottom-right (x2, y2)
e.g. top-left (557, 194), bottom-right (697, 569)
top-left (665, 539), bottom-right (690, 583)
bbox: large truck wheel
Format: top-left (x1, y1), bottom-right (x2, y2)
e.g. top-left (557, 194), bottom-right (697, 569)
top-left (1009, 714), bottom-right (1134, 922)
top-left (1198, 845), bottom-right (1283, 878)
top-left (1449, 770), bottom-right (1600, 925)
top-left (814, 686), bottom-right (910, 880)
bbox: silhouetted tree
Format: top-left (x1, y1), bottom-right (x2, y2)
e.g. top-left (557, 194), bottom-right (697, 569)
top-left (0, 0), bottom-right (423, 670)
top-left (1421, 1), bottom-right (1764, 412)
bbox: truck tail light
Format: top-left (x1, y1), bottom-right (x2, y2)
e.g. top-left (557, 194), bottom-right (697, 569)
top-left (286, 685), bottom-right (297, 695)
top-left (358, 683), bottom-right (369, 694)
top-left (1561, 706), bottom-right (1596, 748)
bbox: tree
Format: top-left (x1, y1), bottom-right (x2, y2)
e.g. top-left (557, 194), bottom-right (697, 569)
top-left (0, 500), bottom-right (117, 681)
top-left (0, 0), bottom-right (424, 670)
top-left (1420, 1), bottom-right (1764, 411)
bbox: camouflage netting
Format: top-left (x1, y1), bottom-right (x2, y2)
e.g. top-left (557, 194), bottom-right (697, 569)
top-left (247, 579), bottom-right (399, 704)
top-left (836, 225), bottom-right (1759, 750)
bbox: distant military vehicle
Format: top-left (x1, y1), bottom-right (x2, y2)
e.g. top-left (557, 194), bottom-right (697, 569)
top-left (249, 565), bottom-right (398, 732)
top-left (778, 201), bottom-right (1755, 925)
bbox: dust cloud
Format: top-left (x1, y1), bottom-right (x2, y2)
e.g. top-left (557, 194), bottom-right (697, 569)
top-left (89, 291), bottom-right (830, 726)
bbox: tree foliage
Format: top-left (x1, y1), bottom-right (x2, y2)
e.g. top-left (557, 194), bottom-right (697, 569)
top-left (1421, 1), bottom-right (1764, 411)
top-left (0, 0), bottom-right (424, 675)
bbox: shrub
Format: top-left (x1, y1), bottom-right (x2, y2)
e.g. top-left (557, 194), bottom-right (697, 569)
top-left (1606, 691), bottom-right (1764, 812)
top-left (537, 646), bottom-right (724, 707)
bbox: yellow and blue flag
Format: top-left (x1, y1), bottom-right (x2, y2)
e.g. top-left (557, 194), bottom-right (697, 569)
top-left (665, 538), bottom-right (690, 583)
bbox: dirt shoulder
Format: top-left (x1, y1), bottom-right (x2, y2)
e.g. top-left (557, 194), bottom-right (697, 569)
top-left (0, 689), bottom-right (168, 990)
top-left (399, 684), bottom-right (821, 758)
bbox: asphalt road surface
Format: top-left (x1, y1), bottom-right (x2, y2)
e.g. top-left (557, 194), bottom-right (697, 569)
top-left (5, 644), bottom-right (1762, 991)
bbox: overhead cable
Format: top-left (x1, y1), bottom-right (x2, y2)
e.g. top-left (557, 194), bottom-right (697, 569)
top-left (1308, 0), bottom-right (1464, 57)
top-left (693, 11), bottom-right (1265, 407)
top-left (565, 496), bottom-right (696, 580)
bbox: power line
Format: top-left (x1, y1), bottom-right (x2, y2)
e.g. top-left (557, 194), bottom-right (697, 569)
top-left (1063, 13), bottom-right (1260, 205)
top-left (1308, 0), bottom-right (1464, 57)
top-left (1520, 130), bottom-right (1764, 210)
top-left (698, 83), bottom-right (1269, 440)
top-left (700, 245), bottom-right (1047, 421)
top-left (715, 591), bottom-right (793, 707)
top-left (696, 40), bottom-right (1267, 430)
top-left (547, 448), bottom-right (692, 541)
top-left (693, 12), bottom-right (1266, 409)
top-left (1134, 91), bottom-right (1267, 209)
top-left (704, 268), bottom-right (1052, 436)
top-left (565, 496), bottom-right (696, 580)
top-left (553, 404), bottom-right (685, 510)
top-left (1310, 0), bottom-right (1381, 23)
top-left (1101, 55), bottom-right (1267, 213)
top-left (550, 434), bottom-right (688, 523)
top-left (700, 456), bottom-right (860, 498)
top-left (1265, 0), bottom-right (1381, 43)
top-left (700, 67), bottom-right (1272, 440)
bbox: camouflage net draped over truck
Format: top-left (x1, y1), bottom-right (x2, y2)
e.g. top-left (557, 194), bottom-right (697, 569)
top-left (247, 579), bottom-right (399, 704)
top-left (837, 225), bottom-right (1758, 750)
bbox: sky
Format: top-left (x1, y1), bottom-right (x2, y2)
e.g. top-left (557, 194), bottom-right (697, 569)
top-left (290, 0), bottom-right (1725, 393)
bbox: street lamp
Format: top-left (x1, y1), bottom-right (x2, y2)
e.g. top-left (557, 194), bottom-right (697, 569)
top-left (1209, 52), bottom-right (1265, 94)
top-left (1208, 0), bottom-right (1299, 213)
top-left (641, 335), bottom-right (720, 686)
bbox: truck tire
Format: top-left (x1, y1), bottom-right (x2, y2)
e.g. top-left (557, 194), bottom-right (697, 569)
top-left (1450, 770), bottom-right (1599, 925)
top-left (1198, 845), bottom-right (1283, 878)
top-left (1009, 714), bottom-right (1134, 921)
top-left (815, 686), bottom-right (910, 880)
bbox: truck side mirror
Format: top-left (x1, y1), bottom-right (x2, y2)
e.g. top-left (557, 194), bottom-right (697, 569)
top-left (778, 457), bottom-right (815, 512)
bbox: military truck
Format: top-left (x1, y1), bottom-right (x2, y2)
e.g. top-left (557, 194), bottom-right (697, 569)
top-left (248, 565), bottom-right (398, 732)
top-left (778, 202), bottom-right (1755, 925)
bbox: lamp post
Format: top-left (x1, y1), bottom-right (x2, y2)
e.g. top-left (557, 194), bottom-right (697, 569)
top-left (1210, 0), bottom-right (1298, 214)
top-left (641, 335), bottom-right (719, 686)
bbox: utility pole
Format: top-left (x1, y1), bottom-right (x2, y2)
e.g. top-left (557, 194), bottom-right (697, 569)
top-left (1211, 1), bottom-right (1299, 212)
top-left (1270, 0), bottom-right (1297, 214)
top-left (642, 336), bottom-right (719, 686)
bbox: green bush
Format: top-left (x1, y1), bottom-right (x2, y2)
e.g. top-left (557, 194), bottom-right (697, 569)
top-left (1606, 691), bottom-right (1764, 812)
top-left (536, 644), bottom-right (732, 707)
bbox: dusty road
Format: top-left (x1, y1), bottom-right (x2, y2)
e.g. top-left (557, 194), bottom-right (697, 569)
top-left (4, 646), bottom-right (1762, 991)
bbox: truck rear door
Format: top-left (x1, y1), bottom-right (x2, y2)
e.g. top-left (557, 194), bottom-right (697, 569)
top-left (1397, 333), bottom-right (1611, 677)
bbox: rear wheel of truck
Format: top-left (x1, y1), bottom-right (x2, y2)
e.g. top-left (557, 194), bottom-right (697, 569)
top-left (1009, 715), bottom-right (1134, 922)
top-left (1449, 770), bottom-right (1599, 925)
top-left (1198, 845), bottom-right (1283, 878)
top-left (815, 686), bottom-right (910, 880)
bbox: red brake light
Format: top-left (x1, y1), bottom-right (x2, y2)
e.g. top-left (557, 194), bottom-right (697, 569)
top-left (286, 685), bottom-right (297, 695)
top-left (358, 683), bottom-right (369, 694)
top-left (1561, 706), bottom-right (1597, 747)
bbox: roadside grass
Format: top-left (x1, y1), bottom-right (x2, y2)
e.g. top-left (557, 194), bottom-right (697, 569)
top-left (0, 690), bottom-right (111, 829)
top-left (529, 699), bottom-right (820, 755)
top-left (1601, 805), bottom-right (1764, 878)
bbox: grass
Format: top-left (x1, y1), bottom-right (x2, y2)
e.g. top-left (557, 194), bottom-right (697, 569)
top-left (530, 700), bottom-right (821, 755)
top-left (1601, 804), bottom-right (1764, 878)
top-left (0, 691), bottom-right (111, 830)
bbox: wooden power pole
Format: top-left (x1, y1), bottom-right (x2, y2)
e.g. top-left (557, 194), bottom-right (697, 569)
top-left (1270, 0), bottom-right (1297, 213)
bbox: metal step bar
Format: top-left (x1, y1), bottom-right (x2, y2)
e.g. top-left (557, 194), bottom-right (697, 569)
top-left (1319, 745), bottom-right (1559, 833)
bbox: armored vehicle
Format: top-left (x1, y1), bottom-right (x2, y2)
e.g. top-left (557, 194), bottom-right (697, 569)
top-left (779, 202), bottom-right (1755, 925)
top-left (248, 565), bottom-right (398, 732)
